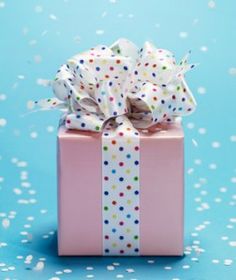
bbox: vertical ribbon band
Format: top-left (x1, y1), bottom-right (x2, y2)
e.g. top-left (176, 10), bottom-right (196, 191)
top-left (102, 116), bottom-right (140, 255)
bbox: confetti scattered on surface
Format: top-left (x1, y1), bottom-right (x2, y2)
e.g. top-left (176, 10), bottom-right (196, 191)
top-left (228, 67), bottom-right (236, 76)
top-left (179, 32), bottom-right (188, 38)
top-left (96, 29), bottom-right (105, 35)
top-left (208, 0), bottom-right (216, 9)
top-left (0, 118), bottom-right (7, 127)
top-left (1, 0), bottom-right (236, 279)
top-left (200, 46), bottom-right (208, 52)
top-left (197, 86), bottom-right (206, 95)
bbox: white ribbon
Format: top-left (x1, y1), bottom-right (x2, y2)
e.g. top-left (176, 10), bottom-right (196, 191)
top-left (36, 38), bottom-right (197, 131)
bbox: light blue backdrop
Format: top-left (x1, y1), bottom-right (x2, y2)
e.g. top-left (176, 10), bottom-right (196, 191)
top-left (1, 0), bottom-right (236, 279)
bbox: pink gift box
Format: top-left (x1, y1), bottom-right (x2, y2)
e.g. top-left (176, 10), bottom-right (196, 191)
top-left (57, 122), bottom-right (184, 256)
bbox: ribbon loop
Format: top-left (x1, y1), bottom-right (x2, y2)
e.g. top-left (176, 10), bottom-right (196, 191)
top-left (35, 39), bottom-right (197, 131)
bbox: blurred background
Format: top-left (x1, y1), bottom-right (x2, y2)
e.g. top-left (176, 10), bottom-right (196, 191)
top-left (0, 0), bottom-right (236, 279)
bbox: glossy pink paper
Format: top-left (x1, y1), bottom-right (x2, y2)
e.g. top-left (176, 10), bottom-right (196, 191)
top-left (57, 123), bottom-right (184, 256)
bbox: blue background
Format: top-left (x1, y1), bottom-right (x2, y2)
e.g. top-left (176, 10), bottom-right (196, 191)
top-left (1, 0), bottom-right (236, 279)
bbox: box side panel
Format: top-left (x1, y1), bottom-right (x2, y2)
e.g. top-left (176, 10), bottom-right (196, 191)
top-left (58, 132), bottom-right (102, 255)
top-left (140, 135), bottom-right (184, 255)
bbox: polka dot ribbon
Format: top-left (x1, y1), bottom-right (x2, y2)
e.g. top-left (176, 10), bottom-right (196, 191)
top-left (35, 38), bottom-right (197, 131)
top-left (35, 39), bottom-right (197, 255)
top-left (102, 116), bottom-right (140, 255)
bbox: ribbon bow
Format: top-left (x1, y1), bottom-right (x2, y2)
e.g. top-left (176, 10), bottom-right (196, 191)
top-left (37, 38), bottom-right (197, 131)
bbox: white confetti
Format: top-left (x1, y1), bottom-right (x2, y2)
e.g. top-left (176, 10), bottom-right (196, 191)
top-left (27, 100), bottom-right (35, 110)
top-left (17, 161), bottom-right (28, 168)
top-left (179, 32), bottom-right (188, 38)
top-left (0, 118), bottom-right (7, 127)
top-left (187, 168), bottom-right (194, 174)
top-left (224, 259), bottom-right (233, 266)
top-left (107, 265), bottom-right (115, 271)
top-left (34, 55), bottom-right (42, 63)
top-left (96, 29), bottom-right (104, 35)
top-left (41, 30), bottom-right (48, 36)
top-left (63, 269), bottom-right (72, 273)
top-left (230, 135), bottom-right (236, 142)
top-left (208, 1), bottom-right (216, 9)
top-left (209, 163), bottom-right (217, 170)
top-left (35, 5), bottom-right (43, 13)
top-left (30, 131), bottom-right (38, 139)
top-left (22, 27), bottom-right (29, 35)
top-left (29, 39), bottom-right (37, 46)
top-left (13, 188), bottom-right (22, 195)
top-left (229, 241), bottom-right (236, 247)
top-left (0, 94), bottom-right (6, 101)
top-left (229, 67), bottom-right (236, 76)
top-left (0, 2), bottom-right (5, 8)
top-left (219, 187), bottom-right (227, 193)
top-left (17, 75), bottom-right (25, 80)
top-left (2, 218), bottom-right (10, 229)
top-left (231, 177), bottom-right (236, 183)
top-left (192, 139), bottom-right (198, 147)
top-left (86, 267), bottom-right (94, 271)
top-left (25, 255), bottom-right (33, 264)
top-left (211, 141), bottom-right (221, 148)
top-left (47, 126), bottom-right (54, 132)
top-left (187, 122), bottom-right (195, 129)
top-left (126, 268), bottom-right (135, 273)
top-left (182, 265), bottom-right (190, 269)
top-left (194, 159), bottom-right (202, 165)
top-left (197, 87), bottom-right (206, 95)
top-left (0, 242), bottom-right (7, 248)
top-left (101, 11), bottom-right (107, 17)
top-left (198, 128), bottom-right (207, 134)
top-left (49, 14), bottom-right (57, 20)
top-left (36, 78), bottom-right (51, 87)
top-left (200, 46), bottom-right (208, 52)
top-left (34, 261), bottom-right (44, 271)
top-left (1, 267), bottom-right (8, 271)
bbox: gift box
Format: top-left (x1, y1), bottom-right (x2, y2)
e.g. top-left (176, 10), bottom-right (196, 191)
top-left (57, 122), bottom-right (184, 256)
top-left (34, 38), bottom-right (197, 256)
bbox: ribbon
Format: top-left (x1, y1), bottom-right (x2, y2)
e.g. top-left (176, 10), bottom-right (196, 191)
top-left (36, 39), bottom-right (196, 255)
top-left (37, 38), bottom-right (196, 131)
